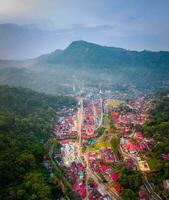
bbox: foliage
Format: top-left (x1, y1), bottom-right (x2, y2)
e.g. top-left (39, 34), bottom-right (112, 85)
top-left (119, 168), bottom-right (143, 191)
top-left (147, 158), bottom-right (159, 171)
top-left (88, 177), bottom-right (94, 186)
top-left (110, 138), bottom-right (120, 152)
top-left (98, 127), bottom-right (105, 136)
top-left (119, 168), bottom-right (142, 198)
top-left (0, 86), bottom-right (76, 200)
top-left (143, 92), bottom-right (169, 198)
top-left (121, 189), bottom-right (137, 200)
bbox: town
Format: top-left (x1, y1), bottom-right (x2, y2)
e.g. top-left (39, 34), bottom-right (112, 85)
top-left (43, 90), bottom-right (164, 200)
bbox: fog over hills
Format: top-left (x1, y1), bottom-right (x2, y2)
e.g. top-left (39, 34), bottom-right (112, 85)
top-left (0, 40), bottom-right (169, 95)
top-left (40, 40), bottom-right (169, 67)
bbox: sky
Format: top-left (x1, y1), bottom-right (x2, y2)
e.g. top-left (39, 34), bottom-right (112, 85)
top-left (0, 0), bottom-right (169, 58)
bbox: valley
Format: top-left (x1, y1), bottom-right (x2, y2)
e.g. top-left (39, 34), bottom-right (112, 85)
top-left (1, 1), bottom-right (169, 200)
top-left (43, 90), bottom-right (168, 199)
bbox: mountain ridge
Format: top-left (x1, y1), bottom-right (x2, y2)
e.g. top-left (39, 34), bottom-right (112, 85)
top-left (37, 40), bottom-right (169, 69)
top-left (0, 39), bottom-right (169, 61)
top-left (0, 40), bottom-right (169, 95)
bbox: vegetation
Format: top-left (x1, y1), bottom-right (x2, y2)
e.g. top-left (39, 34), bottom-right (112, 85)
top-left (0, 86), bottom-right (76, 200)
top-left (119, 168), bottom-right (143, 199)
top-left (110, 138), bottom-right (120, 152)
top-left (48, 139), bottom-right (78, 199)
top-left (97, 127), bottom-right (105, 136)
top-left (143, 91), bottom-right (169, 198)
top-left (121, 189), bottom-right (138, 200)
top-left (147, 158), bottom-right (159, 171)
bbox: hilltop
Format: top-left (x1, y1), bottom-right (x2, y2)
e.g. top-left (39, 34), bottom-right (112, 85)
top-left (0, 40), bottom-right (169, 94)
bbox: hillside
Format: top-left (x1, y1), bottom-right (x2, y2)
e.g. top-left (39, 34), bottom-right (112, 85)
top-left (143, 92), bottom-right (169, 199)
top-left (0, 86), bottom-right (76, 200)
top-left (42, 40), bottom-right (169, 68)
top-left (0, 41), bottom-right (169, 94)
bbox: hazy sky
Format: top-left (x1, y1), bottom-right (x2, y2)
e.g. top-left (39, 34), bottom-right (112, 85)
top-left (0, 0), bottom-right (169, 52)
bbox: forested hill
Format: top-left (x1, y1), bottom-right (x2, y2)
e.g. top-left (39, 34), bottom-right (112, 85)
top-left (144, 91), bottom-right (169, 199)
top-left (0, 86), bottom-right (76, 119)
top-left (42, 40), bottom-right (169, 68)
top-left (0, 86), bottom-right (76, 200)
top-left (1, 40), bottom-right (169, 95)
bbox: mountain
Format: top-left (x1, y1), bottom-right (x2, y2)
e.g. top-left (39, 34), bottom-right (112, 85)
top-left (41, 40), bottom-right (169, 68)
top-left (0, 40), bottom-right (169, 95)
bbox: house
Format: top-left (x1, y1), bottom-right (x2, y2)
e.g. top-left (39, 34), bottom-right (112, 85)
top-left (139, 189), bottom-right (149, 200)
top-left (113, 183), bottom-right (123, 193)
top-left (162, 153), bottom-right (169, 161)
top-left (100, 165), bottom-right (110, 172)
top-left (110, 172), bottom-right (119, 181)
top-left (138, 160), bottom-right (150, 172)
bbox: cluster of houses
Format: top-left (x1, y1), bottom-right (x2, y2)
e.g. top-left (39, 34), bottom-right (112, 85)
top-left (54, 98), bottom-right (103, 143)
top-left (107, 97), bottom-right (153, 174)
top-left (120, 133), bottom-right (151, 172)
top-left (54, 115), bottom-right (78, 139)
top-left (52, 98), bottom-right (109, 199)
top-left (87, 149), bottom-right (123, 194)
top-left (66, 161), bottom-right (87, 199)
top-left (88, 182), bottom-right (103, 200)
top-left (111, 110), bottom-right (149, 138)
top-left (81, 99), bottom-right (102, 140)
top-left (126, 96), bottom-right (152, 113)
top-left (57, 140), bottom-right (109, 199)
top-left (120, 132), bottom-right (152, 156)
top-left (49, 93), bottom-right (155, 199)
top-left (102, 148), bottom-right (119, 163)
top-left (88, 148), bottom-right (120, 167)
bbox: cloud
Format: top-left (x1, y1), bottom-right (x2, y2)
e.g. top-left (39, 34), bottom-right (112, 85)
top-left (0, 0), bottom-right (169, 56)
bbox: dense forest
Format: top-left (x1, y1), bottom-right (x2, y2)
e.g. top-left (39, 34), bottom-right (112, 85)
top-left (144, 91), bottom-right (169, 199)
top-left (0, 86), bottom-right (76, 200)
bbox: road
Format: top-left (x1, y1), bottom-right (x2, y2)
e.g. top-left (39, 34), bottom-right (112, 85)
top-left (77, 97), bottom-right (83, 157)
top-left (77, 98), bottom-right (90, 200)
top-left (84, 150), bottom-right (121, 200)
top-left (76, 97), bottom-right (122, 200)
top-left (143, 177), bottom-right (162, 200)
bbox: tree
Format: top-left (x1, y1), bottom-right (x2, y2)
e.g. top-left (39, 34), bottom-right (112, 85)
top-left (121, 189), bottom-right (137, 200)
top-left (0, 86), bottom-right (76, 199)
top-left (17, 152), bottom-right (36, 171)
top-left (119, 168), bottom-right (143, 191)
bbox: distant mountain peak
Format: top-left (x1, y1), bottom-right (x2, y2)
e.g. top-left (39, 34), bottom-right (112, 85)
top-left (35, 39), bottom-right (169, 67)
top-left (66, 40), bottom-right (127, 53)
top-left (69, 40), bottom-right (89, 45)
top-left (67, 40), bottom-right (98, 49)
